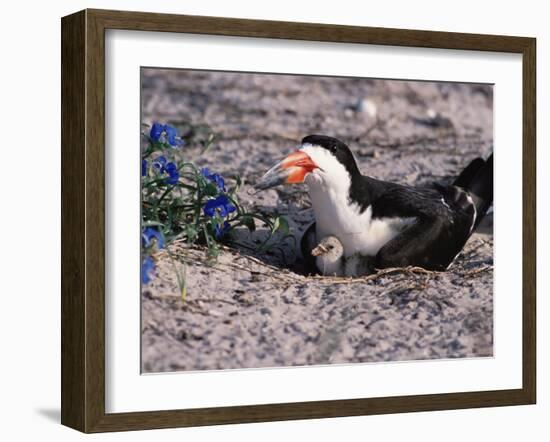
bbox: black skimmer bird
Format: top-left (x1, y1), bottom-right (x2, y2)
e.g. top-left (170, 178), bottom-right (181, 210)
top-left (255, 135), bottom-right (493, 274)
top-left (311, 235), bottom-right (374, 277)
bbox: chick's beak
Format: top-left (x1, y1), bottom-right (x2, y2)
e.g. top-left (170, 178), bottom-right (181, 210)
top-left (254, 151), bottom-right (318, 191)
top-left (311, 244), bottom-right (329, 257)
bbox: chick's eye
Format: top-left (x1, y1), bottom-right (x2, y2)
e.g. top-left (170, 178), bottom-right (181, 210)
top-left (328, 245), bottom-right (334, 250)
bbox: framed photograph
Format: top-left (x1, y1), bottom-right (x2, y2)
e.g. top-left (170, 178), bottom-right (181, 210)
top-left (61, 9), bottom-right (536, 433)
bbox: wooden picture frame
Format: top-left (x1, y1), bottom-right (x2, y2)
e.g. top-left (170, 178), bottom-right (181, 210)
top-left (61, 8), bottom-right (536, 433)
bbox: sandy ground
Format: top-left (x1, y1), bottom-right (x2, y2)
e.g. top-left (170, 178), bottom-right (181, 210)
top-left (141, 68), bottom-right (493, 373)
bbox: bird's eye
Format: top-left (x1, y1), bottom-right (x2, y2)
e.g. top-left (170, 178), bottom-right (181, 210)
top-left (328, 245), bottom-right (334, 250)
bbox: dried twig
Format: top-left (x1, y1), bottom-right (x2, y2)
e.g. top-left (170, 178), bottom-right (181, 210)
top-left (158, 242), bottom-right (492, 291)
top-left (456, 265), bottom-right (493, 277)
top-left (305, 266), bottom-right (440, 285)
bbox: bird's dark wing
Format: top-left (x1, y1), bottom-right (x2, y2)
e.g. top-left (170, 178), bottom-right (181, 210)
top-left (372, 185), bottom-right (475, 271)
top-left (300, 222), bottom-right (318, 274)
top-left (371, 184), bottom-right (452, 219)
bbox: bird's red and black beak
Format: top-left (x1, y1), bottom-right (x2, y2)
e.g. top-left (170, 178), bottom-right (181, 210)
top-left (254, 151), bottom-right (319, 191)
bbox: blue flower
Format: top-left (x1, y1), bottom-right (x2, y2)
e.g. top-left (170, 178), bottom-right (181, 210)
top-left (142, 227), bottom-right (165, 249)
top-left (141, 159), bottom-right (148, 177)
top-left (164, 125), bottom-right (185, 147)
top-left (141, 256), bottom-right (155, 284)
top-left (164, 162), bottom-right (179, 185)
top-left (152, 155), bottom-right (167, 171)
top-left (203, 195), bottom-right (236, 218)
top-left (152, 156), bottom-right (179, 185)
top-left (214, 220), bottom-right (231, 239)
top-left (150, 122), bottom-right (165, 142)
top-left (201, 167), bottom-right (226, 192)
top-left (149, 122), bottom-right (185, 147)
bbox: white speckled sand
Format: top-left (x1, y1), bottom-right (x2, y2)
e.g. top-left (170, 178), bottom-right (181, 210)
top-left (141, 69), bottom-right (493, 373)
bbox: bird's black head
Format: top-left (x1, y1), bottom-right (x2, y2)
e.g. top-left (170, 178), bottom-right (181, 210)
top-left (301, 135), bottom-right (360, 176)
top-left (254, 134), bottom-right (360, 191)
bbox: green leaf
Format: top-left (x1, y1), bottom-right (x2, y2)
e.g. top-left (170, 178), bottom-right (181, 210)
top-left (185, 225), bottom-right (198, 243)
top-left (200, 133), bottom-right (216, 156)
top-left (230, 174), bottom-right (243, 195)
top-left (272, 216), bottom-right (289, 236)
top-left (181, 276), bottom-right (187, 303)
top-left (204, 182), bottom-right (218, 196)
top-left (241, 215), bottom-right (256, 233)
